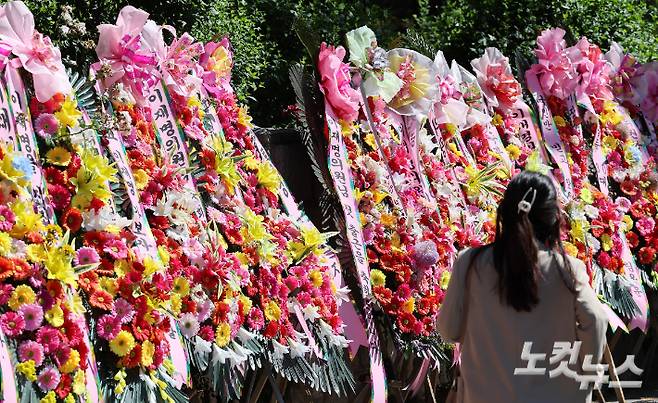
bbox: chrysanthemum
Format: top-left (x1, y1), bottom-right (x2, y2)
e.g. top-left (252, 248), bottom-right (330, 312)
top-left (96, 314), bottom-right (121, 340)
top-left (19, 303), bottom-right (44, 330)
top-left (109, 330), bottom-right (135, 357)
top-left (37, 366), bottom-right (61, 392)
top-left (0, 311), bottom-right (25, 337)
top-left (215, 322), bottom-right (231, 347)
top-left (178, 312), bottom-right (200, 338)
top-left (74, 247), bottom-right (100, 266)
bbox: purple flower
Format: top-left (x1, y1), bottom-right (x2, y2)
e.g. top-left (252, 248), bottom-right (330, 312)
top-left (74, 246), bottom-right (101, 266)
top-left (112, 298), bottom-right (135, 324)
top-left (96, 314), bottom-right (121, 340)
top-left (0, 205), bottom-right (16, 231)
top-left (34, 113), bottom-right (59, 139)
top-left (0, 311), bottom-right (25, 337)
top-left (196, 300), bottom-right (212, 322)
top-left (36, 366), bottom-right (60, 392)
top-left (18, 340), bottom-right (44, 366)
top-left (412, 240), bottom-right (439, 270)
top-left (19, 303), bottom-right (43, 331)
top-left (178, 312), bottom-right (200, 338)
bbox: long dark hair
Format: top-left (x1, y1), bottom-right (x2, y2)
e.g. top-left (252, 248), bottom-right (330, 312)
top-left (476, 171), bottom-right (573, 312)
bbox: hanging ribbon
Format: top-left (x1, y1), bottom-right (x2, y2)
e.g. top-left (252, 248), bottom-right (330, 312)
top-left (525, 72), bottom-right (574, 200)
top-left (0, 77), bottom-right (15, 147)
top-left (619, 231), bottom-right (649, 332)
top-left (326, 106), bottom-right (387, 403)
top-left (4, 64), bottom-right (53, 222)
top-left (511, 102), bottom-right (549, 162)
top-left (0, 330), bottom-right (17, 403)
top-left (147, 81), bottom-right (207, 221)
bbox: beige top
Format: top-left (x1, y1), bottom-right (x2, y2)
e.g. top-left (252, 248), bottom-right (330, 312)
top-left (437, 247), bottom-right (608, 403)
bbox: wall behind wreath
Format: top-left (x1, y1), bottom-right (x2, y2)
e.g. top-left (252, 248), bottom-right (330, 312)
top-left (15, 0), bottom-right (658, 128)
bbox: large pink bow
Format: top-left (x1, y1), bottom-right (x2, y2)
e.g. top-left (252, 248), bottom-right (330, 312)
top-left (199, 38), bottom-right (234, 96)
top-left (0, 1), bottom-right (71, 101)
top-left (526, 28), bottom-right (580, 99)
top-left (93, 6), bottom-right (158, 101)
top-left (141, 20), bottom-right (204, 97)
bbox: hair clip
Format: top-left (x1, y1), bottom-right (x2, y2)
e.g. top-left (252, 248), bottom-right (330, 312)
top-left (517, 188), bottom-right (537, 214)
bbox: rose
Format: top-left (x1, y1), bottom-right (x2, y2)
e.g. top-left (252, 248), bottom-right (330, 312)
top-left (317, 42), bottom-right (360, 122)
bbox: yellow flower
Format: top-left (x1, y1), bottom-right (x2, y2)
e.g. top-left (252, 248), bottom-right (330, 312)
top-left (109, 331), bottom-right (135, 357)
top-left (45, 304), bottom-right (65, 327)
top-left (0, 147), bottom-right (31, 189)
top-left (141, 340), bottom-right (155, 367)
top-left (169, 294), bottom-right (182, 315)
top-left (54, 97), bottom-right (82, 128)
top-left (563, 241), bottom-right (578, 257)
top-left (215, 322), bottom-right (231, 347)
top-left (600, 101), bottom-right (622, 126)
top-left (622, 215), bottom-right (633, 232)
top-left (9, 285), bottom-right (36, 310)
top-left (380, 213), bottom-right (396, 228)
top-left (133, 169), bottom-right (149, 190)
top-left (580, 187), bottom-right (593, 204)
top-left (99, 277), bottom-right (118, 296)
top-left (256, 161), bottom-right (280, 193)
top-left (601, 234), bottom-right (612, 252)
top-left (209, 45), bottom-right (232, 78)
top-left (16, 360), bottom-right (36, 381)
top-left (64, 396), bottom-right (75, 403)
top-left (301, 225), bottom-right (322, 249)
top-left (0, 232), bottom-right (11, 255)
top-left (602, 135), bottom-right (618, 152)
top-left (440, 271), bottom-right (451, 289)
top-left (554, 116), bottom-right (567, 127)
top-left (364, 132), bottom-right (378, 150)
top-left (402, 297), bottom-right (415, 313)
top-left (70, 161), bottom-right (113, 209)
top-left (264, 300), bottom-right (281, 321)
top-left (505, 144), bottom-right (521, 160)
top-left (72, 369), bottom-right (86, 395)
top-left (491, 113), bottom-right (504, 127)
top-left (59, 349), bottom-right (80, 373)
top-left (45, 147), bottom-right (71, 166)
top-left (239, 295), bottom-right (252, 312)
top-left (142, 256), bottom-right (161, 278)
top-left (308, 270), bottom-right (323, 288)
top-left (242, 209), bottom-right (271, 243)
top-left (447, 142), bottom-right (462, 157)
top-left (11, 201), bottom-right (43, 237)
top-left (173, 277), bottom-right (190, 297)
top-left (370, 269), bottom-right (386, 287)
top-left (44, 251), bottom-right (75, 286)
top-left (40, 391), bottom-right (57, 403)
top-left (237, 106), bottom-right (254, 129)
top-left (158, 245), bottom-right (170, 266)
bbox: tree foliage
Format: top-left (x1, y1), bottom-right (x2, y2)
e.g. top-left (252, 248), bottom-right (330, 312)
top-left (9, 0), bottom-right (658, 127)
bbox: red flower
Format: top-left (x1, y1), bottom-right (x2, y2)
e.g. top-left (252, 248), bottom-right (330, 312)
top-left (263, 321), bottom-right (279, 338)
top-left (62, 208), bottom-right (83, 233)
top-left (396, 312), bottom-right (417, 334)
top-left (0, 257), bottom-right (13, 281)
top-left (122, 344), bottom-right (142, 368)
top-left (47, 183), bottom-right (71, 211)
top-left (55, 372), bottom-right (72, 399)
top-left (639, 247), bottom-right (656, 265)
top-left (66, 153), bottom-right (82, 179)
top-left (89, 290), bottom-right (114, 311)
top-left (626, 231), bottom-right (640, 249)
top-left (43, 166), bottom-right (65, 185)
top-left (78, 271), bottom-right (99, 294)
top-left (11, 258), bottom-right (32, 280)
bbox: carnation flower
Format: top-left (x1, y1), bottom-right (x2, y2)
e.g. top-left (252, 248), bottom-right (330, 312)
top-left (179, 312), bottom-right (200, 338)
top-left (36, 327), bottom-right (61, 354)
top-left (37, 366), bottom-right (61, 392)
top-left (19, 303), bottom-right (44, 331)
top-left (0, 311), bottom-right (25, 337)
top-left (18, 340), bottom-right (44, 366)
top-left (637, 217), bottom-right (655, 237)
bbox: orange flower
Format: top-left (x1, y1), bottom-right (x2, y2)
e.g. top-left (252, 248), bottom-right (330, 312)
top-left (78, 271), bottom-right (99, 294)
top-left (89, 289), bottom-right (114, 311)
top-left (62, 208), bottom-right (83, 233)
top-left (0, 257), bottom-right (13, 281)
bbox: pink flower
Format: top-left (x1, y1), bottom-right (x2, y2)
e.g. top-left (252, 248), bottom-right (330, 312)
top-left (317, 42), bottom-right (361, 122)
top-left (34, 113), bottom-right (59, 139)
top-left (0, 311), bottom-right (25, 337)
top-left (247, 307), bottom-right (264, 331)
top-left (19, 303), bottom-right (43, 331)
top-left (96, 314), bottom-right (121, 340)
top-left (112, 298), bottom-right (135, 324)
top-left (178, 312), bottom-right (200, 338)
top-left (632, 64), bottom-right (658, 122)
top-left (47, 183), bottom-right (71, 211)
top-left (74, 246), bottom-right (101, 266)
top-left (574, 37), bottom-right (612, 99)
top-left (36, 327), bottom-right (61, 354)
top-left (637, 217), bottom-right (655, 237)
top-left (18, 340), bottom-right (44, 366)
top-left (526, 28), bottom-right (580, 99)
top-left (0, 284), bottom-right (13, 305)
top-left (103, 239), bottom-right (128, 259)
top-left (0, 205), bottom-right (16, 231)
top-left (36, 366), bottom-right (60, 392)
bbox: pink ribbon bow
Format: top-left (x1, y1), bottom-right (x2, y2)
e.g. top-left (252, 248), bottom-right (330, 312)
top-left (526, 28), bottom-right (581, 100)
top-left (93, 6), bottom-right (159, 102)
top-left (141, 20), bottom-right (204, 96)
top-left (0, 1), bottom-right (72, 102)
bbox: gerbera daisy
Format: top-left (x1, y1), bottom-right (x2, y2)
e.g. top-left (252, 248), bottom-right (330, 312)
top-left (18, 340), bottom-right (44, 366)
top-left (89, 289), bottom-right (113, 311)
top-left (178, 312), bottom-right (200, 338)
top-left (96, 314), bottom-right (121, 340)
top-left (109, 330), bottom-right (135, 357)
top-left (34, 113), bottom-right (59, 139)
top-left (102, 239), bottom-right (128, 259)
top-left (0, 205), bottom-right (16, 231)
top-left (74, 247), bottom-right (100, 266)
top-left (36, 366), bottom-right (61, 392)
top-left (47, 183), bottom-right (72, 211)
top-left (0, 311), bottom-right (25, 337)
top-left (62, 208), bottom-right (83, 233)
top-left (45, 147), bottom-right (71, 166)
top-left (19, 303), bottom-right (43, 331)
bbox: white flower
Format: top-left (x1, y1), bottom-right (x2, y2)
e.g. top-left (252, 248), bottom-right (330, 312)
top-left (287, 338), bottom-right (311, 358)
top-left (271, 340), bottom-right (289, 361)
top-left (584, 204), bottom-right (599, 219)
top-left (82, 204), bottom-right (132, 231)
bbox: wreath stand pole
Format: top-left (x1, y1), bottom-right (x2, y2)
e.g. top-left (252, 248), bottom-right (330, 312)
top-left (604, 343), bottom-right (625, 403)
